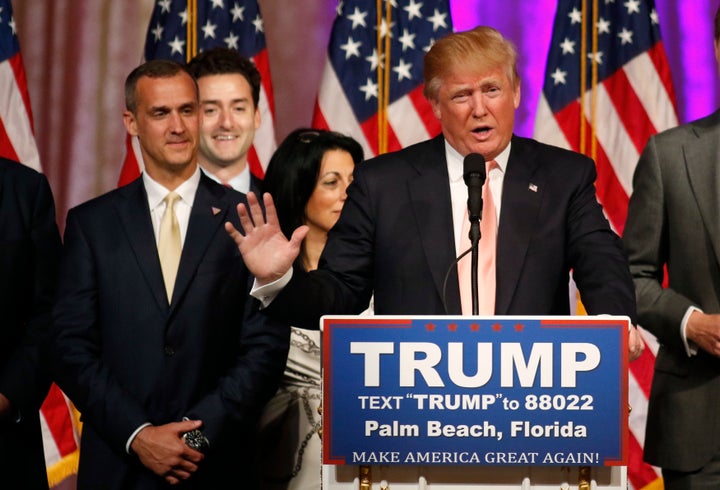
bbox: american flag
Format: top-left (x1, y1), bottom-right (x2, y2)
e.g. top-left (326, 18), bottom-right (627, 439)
top-left (534, 1), bottom-right (677, 488)
top-left (312, 0), bottom-right (452, 157)
top-left (118, 0), bottom-right (276, 186)
top-left (0, 0), bottom-right (40, 171)
top-left (0, 0), bottom-right (81, 487)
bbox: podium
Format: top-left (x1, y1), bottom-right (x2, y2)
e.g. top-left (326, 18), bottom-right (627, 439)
top-left (320, 316), bottom-right (630, 489)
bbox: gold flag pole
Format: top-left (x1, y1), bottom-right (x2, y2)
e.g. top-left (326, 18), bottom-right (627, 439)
top-left (375, 0), bottom-right (385, 156)
top-left (381, 0), bottom-right (391, 154)
top-left (186, 0), bottom-right (197, 62)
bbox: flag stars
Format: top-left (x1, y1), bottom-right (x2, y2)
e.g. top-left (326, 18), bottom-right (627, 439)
top-left (365, 48), bottom-right (383, 71)
top-left (559, 37), bottom-right (575, 54)
top-left (252, 14), bottom-right (264, 33)
top-left (230, 3), bottom-right (245, 22)
top-left (168, 36), bottom-right (185, 56)
top-left (377, 18), bottom-right (395, 38)
top-left (551, 67), bottom-right (568, 85)
top-left (340, 36), bottom-right (362, 59)
top-left (404, 0), bottom-right (424, 21)
top-left (8, 16), bottom-right (14, 35)
top-left (347, 6), bottom-right (368, 29)
top-left (568, 7), bottom-right (582, 24)
top-left (427, 8), bottom-right (448, 31)
top-left (359, 78), bottom-right (378, 101)
top-left (587, 50), bottom-right (604, 64)
top-left (151, 22), bottom-right (164, 42)
top-left (393, 58), bottom-right (413, 81)
top-left (398, 28), bottom-right (416, 51)
top-left (179, 8), bottom-right (188, 26)
top-left (624, 0), bottom-right (641, 14)
top-left (158, 0), bottom-right (172, 14)
top-left (596, 17), bottom-right (610, 34)
top-left (210, 0), bottom-right (224, 9)
top-left (650, 9), bottom-right (659, 24)
top-left (224, 31), bottom-right (240, 49)
top-left (201, 20), bottom-right (218, 39)
top-left (617, 27), bottom-right (634, 45)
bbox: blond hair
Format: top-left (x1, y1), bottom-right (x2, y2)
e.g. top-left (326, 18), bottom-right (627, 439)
top-left (423, 26), bottom-right (519, 100)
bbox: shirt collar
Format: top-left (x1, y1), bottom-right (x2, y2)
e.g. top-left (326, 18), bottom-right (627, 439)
top-left (199, 165), bottom-right (250, 192)
top-left (445, 140), bottom-right (512, 181)
top-left (143, 166), bottom-right (201, 210)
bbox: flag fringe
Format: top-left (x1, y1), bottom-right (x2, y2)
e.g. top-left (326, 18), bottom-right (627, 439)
top-left (46, 450), bottom-right (80, 487)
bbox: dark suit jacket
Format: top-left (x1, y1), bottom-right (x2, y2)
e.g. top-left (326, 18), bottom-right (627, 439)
top-left (271, 134), bottom-right (636, 327)
top-left (52, 173), bottom-right (289, 489)
top-left (0, 158), bottom-right (60, 490)
top-left (624, 110), bottom-right (720, 472)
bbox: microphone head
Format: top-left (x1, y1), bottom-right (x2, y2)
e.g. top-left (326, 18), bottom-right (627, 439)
top-left (463, 153), bottom-right (486, 186)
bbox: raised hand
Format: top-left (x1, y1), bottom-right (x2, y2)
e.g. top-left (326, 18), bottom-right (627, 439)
top-left (225, 192), bottom-right (308, 285)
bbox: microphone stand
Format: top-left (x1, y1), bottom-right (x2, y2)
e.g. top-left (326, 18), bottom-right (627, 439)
top-left (469, 200), bottom-right (483, 316)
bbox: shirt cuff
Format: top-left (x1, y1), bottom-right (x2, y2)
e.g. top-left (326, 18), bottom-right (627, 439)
top-left (250, 268), bottom-right (293, 308)
top-left (126, 422), bottom-right (152, 454)
top-left (681, 305), bottom-right (701, 357)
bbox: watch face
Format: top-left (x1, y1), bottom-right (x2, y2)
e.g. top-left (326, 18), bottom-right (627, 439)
top-left (183, 429), bottom-right (210, 453)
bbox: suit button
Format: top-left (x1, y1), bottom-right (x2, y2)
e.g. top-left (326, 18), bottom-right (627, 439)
top-left (164, 345), bottom-right (175, 356)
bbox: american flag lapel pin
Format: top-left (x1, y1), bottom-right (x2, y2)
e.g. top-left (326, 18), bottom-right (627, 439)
top-left (211, 206), bottom-right (221, 216)
top-left (529, 183), bottom-right (538, 192)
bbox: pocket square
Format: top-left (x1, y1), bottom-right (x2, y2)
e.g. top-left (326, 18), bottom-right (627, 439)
top-left (211, 206), bottom-right (221, 216)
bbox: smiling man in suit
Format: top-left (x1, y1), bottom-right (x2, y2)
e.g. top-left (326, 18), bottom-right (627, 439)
top-left (227, 27), bottom-right (644, 358)
top-left (51, 59), bottom-right (289, 489)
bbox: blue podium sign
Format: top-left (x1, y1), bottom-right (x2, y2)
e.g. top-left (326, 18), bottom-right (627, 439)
top-left (321, 316), bottom-right (629, 467)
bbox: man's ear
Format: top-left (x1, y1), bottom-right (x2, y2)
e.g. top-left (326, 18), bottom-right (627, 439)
top-left (123, 110), bottom-right (138, 136)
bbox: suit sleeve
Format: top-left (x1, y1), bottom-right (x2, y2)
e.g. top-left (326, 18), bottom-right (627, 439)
top-left (623, 136), bottom-right (690, 350)
top-left (52, 210), bottom-right (151, 450)
top-left (0, 172), bottom-right (60, 415)
top-left (565, 154), bottom-right (637, 324)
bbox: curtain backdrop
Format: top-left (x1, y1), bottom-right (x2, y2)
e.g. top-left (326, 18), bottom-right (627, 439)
top-left (15, 0), bottom-right (720, 223)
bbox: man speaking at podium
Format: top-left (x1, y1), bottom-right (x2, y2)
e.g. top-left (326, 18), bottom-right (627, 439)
top-left (227, 26), bottom-right (645, 360)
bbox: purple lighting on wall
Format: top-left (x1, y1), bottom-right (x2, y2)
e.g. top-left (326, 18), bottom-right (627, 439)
top-left (448, 0), bottom-right (720, 136)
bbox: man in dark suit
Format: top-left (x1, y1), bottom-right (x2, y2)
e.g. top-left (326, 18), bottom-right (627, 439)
top-left (51, 60), bottom-right (289, 489)
top-left (622, 7), bottom-right (720, 488)
top-left (0, 158), bottom-right (61, 490)
top-left (228, 27), bottom-right (644, 356)
top-left (187, 47), bottom-right (263, 194)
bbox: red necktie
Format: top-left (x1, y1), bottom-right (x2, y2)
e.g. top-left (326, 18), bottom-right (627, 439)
top-left (458, 160), bottom-right (498, 315)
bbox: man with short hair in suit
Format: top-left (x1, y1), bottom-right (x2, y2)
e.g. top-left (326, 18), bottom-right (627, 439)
top-left (0, 158), bottom-right (61, 490)
top-left (227, 27), bottom-right (644, 357)
top-left (623, 6), bottom-right (720, 488)
top-left (187, 47), bottom-right (264, 194)
top-left (51, 59), bottom-right (289, 489)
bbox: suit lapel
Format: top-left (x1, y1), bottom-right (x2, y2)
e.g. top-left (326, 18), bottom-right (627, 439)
top-left (495, 138), bottom-right (543, 315)
top-left (407, 137), bottom-right (461, 314)
top-left (169, 174), bottom-right (229, 311)
top-left (685, 114), bottom-right (720, 267)
top-left (115, 179), bottom-right (169, 312)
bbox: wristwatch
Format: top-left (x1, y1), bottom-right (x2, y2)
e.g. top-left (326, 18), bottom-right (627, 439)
top-left (182, 429), bottom-right (210, 453)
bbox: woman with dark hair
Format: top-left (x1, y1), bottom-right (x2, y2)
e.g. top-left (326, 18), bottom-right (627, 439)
top-left (257, 128), bottom-right (363, 490)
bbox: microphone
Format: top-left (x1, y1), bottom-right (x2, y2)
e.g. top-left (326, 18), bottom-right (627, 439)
top-left (463, 153), bottom-right (486, 222)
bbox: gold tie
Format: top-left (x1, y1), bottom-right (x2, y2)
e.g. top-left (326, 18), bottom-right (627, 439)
top-left (458, 160), bottom-right (498, 315)
top-left (158, 192), bottom-right (181, 302)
